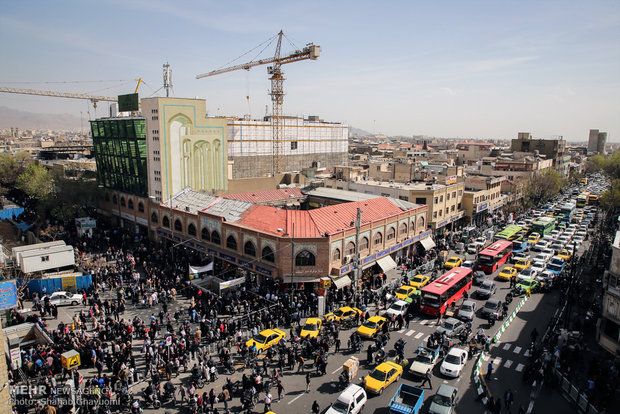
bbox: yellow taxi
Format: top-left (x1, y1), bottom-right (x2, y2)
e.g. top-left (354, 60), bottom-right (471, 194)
top-left (324, 306), bottom-right (363, 324)
top-left (409, 274), bottom-right (431, 289)
top-left (246, 328), bottom-right (286, 352)
top-left (528, 233), bottom-right (541, 245)
top-left (300, 317), bottom-right (322, 339)
top-left (357, 315), bottom-right (387, 339)
top-left (558, 249), bottom-right (573, 261)
top-left (394, 285), bottom-right (417, 301)
top-left (363, 361), bottom-right (403, 395)
top-left (444, 257), bottom-right (463, 269)
top-left (514, 259), bottom-right (531, 272)
top-left (498, 266), bottom-right (518, 281)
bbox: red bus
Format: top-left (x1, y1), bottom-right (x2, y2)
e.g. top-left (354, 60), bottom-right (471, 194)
top-left (419, 267), bottom-right (473, 316)
top-left (477, 240), bottom-right (513, 274)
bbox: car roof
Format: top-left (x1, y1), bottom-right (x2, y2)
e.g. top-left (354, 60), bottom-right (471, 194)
top-left (437, 384), bottom-right (458, 397)
top-left (447, 347), bottom-right (467, 356)
top-left (337, 384), bottom-right (364, 402)
top-left (391, 300), bottom-right (408, 306)
top-left (367, 315), bottom-right (387, 322)
top-left (462, 300), bottom-right (475, 306)
top-left (444, 317), bottom-right (460, 324)
top-left (376, 361), bottom-right (400, 371)
top-left (486, 299), bottom-right (500, 305)
top-left (305, 317), bottom-right (322, 324)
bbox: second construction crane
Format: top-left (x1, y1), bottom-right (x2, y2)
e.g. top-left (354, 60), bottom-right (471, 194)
top-left (196, 30), bottom-right (320, 175)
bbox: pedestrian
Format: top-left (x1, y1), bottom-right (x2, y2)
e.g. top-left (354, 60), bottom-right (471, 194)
top-left (420, 369), bottom-right (433, 389)
top-left (518, 404), bottom-right (526, 414)
top-left (437, 311), bottom-right (442, 324)
top-left (335, 338), bottom-right (341, 352)
top-left (298, 355), bottom-right (305, 373)
top-left (312, 400), bottom-right (320, 414)
top-left (486, 361), bottom-right (493, 380)
top-left (305, 373), bottom-right (311, 392)
top-left (493, 397), bottom-right (502, 414)
top-left (277, 379), bottom-right (284, 401)
top-left (504, 388), bottom-right (513, 411)
top-left (264, 392), bottom-right (272, 412)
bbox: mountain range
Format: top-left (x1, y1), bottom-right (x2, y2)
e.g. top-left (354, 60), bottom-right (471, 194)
top-left (0, 106), bottom-right (83, 130)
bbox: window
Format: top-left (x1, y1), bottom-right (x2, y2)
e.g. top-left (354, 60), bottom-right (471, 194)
top-left (451, 205), bottom-right (455, 212)
top-left (211, 231), bottom-right (221, 245)
top-left (173, 219), bottom-right (182, 232)
top-left (399, 195), bottom-right (409, 201)
top-left (120, 197), bottom-right (126, 207)
top-left (399, 223), bottom-right (407, 235)
top-left (138, 202), bottom-right (144, 212)
top-left (373, 232), bottom-right (383, 246)
top-left (295, 250), bottom-right (316, 267)
top-left (201, 228), bottom-right (210, 241)
top-left (151, 212), bottom-right (158, 223)
top-left (439, 210), bottom-right (442, 217)
top-left (187, 223), bottom-right (196, 236)
top-left (434, 197), bottom-right (438, 204)
top-left (244, 241), bottom-right (256, 257)
top-left (345, 242), bottom-right (356, 256)
top-left (452, 191), bottom-right (456, 198)
top-left (440, 195), bottom-right (443, 202)
top-left (41, 255), bottom-right (50, 262)
top-left (433, 212), bottom-right (437, 219)
top-left (226, 235), bottom-right (237, 250)
top-left (128, 199), bottom-right (134, 210)
top-left (418, 216), bottom-right (425, 230)
top-left (359, 237), bottom-right (369, 251)
top-left (447, 193), bottom-right (450, 200)
top-left (332, 248), bottom-right (341, 262)
top-left (290, 141), bottom-right (298, 150)
top-left (410, 220), bottom-right (416, 233)
top-left (162, 216), bottom-right (170, 228)
top-left (387, 227), bottom-right (396, 240)
top-left (446, 208), bottom-right (449, 215)
top-left (262, 246), bottom-right (275, 262)
top-left (415, 198), bottom-right (426, 204)
top-left (458, 190), bottom-right (463, 196)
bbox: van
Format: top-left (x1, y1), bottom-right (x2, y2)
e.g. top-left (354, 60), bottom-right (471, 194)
top-left (325, 384), bottom-right (367, 414)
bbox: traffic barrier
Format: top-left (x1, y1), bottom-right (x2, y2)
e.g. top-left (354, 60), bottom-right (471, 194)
top-left (553, 366), bottom-right (600, 414)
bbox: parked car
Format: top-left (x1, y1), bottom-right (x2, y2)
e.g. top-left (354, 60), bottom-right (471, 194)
top-left (439, 348), bottom-right (468, 378)
top-left (45, 291), bottom-right (82, 306)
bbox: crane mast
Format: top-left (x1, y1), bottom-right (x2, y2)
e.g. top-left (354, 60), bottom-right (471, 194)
top-left (196, 30), bottom-right (320, 175)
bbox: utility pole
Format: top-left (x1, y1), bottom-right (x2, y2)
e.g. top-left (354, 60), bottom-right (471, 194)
top-left (290, 222), bottom-right (295, 309)
top-left (354, 207), bottom-right (362, 309)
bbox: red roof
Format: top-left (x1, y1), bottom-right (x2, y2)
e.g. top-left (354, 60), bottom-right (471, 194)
top-left (236, 197), bottom-right (411, 238)
top-left (223, 188), bottom-right (304, 203)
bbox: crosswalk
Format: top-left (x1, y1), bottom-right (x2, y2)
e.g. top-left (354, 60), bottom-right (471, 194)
top-left (482, 342), bottom-right (530, 375)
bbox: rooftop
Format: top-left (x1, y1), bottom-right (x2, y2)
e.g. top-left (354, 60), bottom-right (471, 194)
top-left (222, 188), bottom-right (304, 204)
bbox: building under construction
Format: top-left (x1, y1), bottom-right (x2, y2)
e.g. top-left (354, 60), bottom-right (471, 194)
top-left (228, 114), bottom-right (348, 178)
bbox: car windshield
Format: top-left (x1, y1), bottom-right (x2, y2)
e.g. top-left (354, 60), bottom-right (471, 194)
top-left (252, 334), bottom-right (267, 344)
top-left (521, 280), bottom-right (534, 288)
top-left (369, 369), bottom-right (387, 381)
top-left (445, 354), bottom-right (461, 364)
top-left (441, 321), bottom-right (455, 330)
top-left (484, 302), bottom-right (498, 310)
top-left (432, 394), bottom-right (452, 407)
top-left (416, 353), bottom-right (432, 364)
top-left (390, 304), bottom-right (404, 312)
top-left (481, 282), bottom-right (493, 289)
top-left (461, 304), bottom-right (473, 312)
top-left (333, 309), bottom-right (344, 317)
top-left (330, 400), bottom-right (350, 414)
top-left (413, 276), bottom-right (425, 283)
top-left (395, 287), bottom-right (409, 295)
top-left (303, 323), bottom-right (317, 331)
top-left (362, 320), bottom-right (378, 329)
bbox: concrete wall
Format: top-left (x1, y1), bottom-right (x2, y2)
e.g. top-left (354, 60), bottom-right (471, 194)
top-left (230, 152), bottom-right (347, 179)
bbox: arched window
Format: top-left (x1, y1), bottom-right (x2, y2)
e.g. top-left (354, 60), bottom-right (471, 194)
top-left (399, 223), bottom-right (407, 235)
top-left (151, 212), bottom-right (158, 223)
top-left (332, 248), bottom-right (341, 262)
top-left (226, 235), bottom-right (237, 250)
top-left (359, 237), bottom-right (369, 251)
top-left (112, 195), bottom-right (117, 204)
top-left (262, 246), bottom-right (275, 262)
top-left (417, 216), bottom-right (425, 232)
top-left (295, 250), bottom-right (316, 267)
top-left (162, 216), bottom-right (170, 228)
top-left (373, 231), bottom-right (383, 246)
top-left (201, 227), bottom-right (210, 241)
top-left (211, 231), bottom-right (221, 245)
top-left (120, 197), bottom-right (126, 207)
top-left (127, 199), bottom-right (134, 210)
top-left (244, 241), bottom-right (256, 257)
top-left (411, 220), bottom-right (416, 234)
top-left (138, 202), bottom-right (144, 213)
top-left (174, 219), bottom-right (183, 232)
top-left (345, 241), bottom-right (356, 256)
top-left (387, 227), bottom-right (396, 240)
top-left (187, 223), bottom-right (196, 236)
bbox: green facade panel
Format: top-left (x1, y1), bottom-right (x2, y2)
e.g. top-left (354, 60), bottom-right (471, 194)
top-left (90, 118), bottom-right (148, 197)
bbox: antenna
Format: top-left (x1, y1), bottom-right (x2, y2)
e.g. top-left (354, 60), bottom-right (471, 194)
top-left (163, 63), bottom-right (173, 97)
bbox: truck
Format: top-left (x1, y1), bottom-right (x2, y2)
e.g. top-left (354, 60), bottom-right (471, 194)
top-left (408, 343), bottom-right (441, 379)
top-left (388, 383), bottom-right (424, 414)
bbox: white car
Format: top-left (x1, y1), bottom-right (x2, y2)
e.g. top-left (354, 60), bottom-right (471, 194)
top-left (385, 300), bottom-right (409, 319)
top-left (45, 291), bottom-right (82, 306)
top-left (325, 384), bottom-right (367, 414)
top-left (530, 261), bottom-right (546, 274)
top-left (440, 347), bottom-right (468, 378)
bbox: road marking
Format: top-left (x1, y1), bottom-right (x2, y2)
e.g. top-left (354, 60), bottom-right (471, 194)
top-left (527, 400), bottom-right (535, 413)
top-left (427, 321), bottom-right (436, 327)
top-left (331, 366), bottom-right (342, 375)
top-left (516, 363), bottom-right (525, 372)
top-left (503, 343), bottom-right (511, 351)
top-left (424, 335), bottom-right (429, 343)
top-left (513, 346), bottom-right (522, 354)
top-left (482, 354), bottom-right (489, 361)
top-left (406, 330), bottom-right (415, 336)
top-left (420, 319), bottom-right (428, 325)
top-left (504, 360), bottom-right (513, 368)
top-left (443, 380), bottom-right (448, 384)
top-left (413, 317), bottom-right (421, 322)
top-left (493, 357), bottom-right (502, 365)
top-left (524, 349), bottom-right (531, 357)
top-left (398, 328), bottom-right (406, 334)
top-left (288, 392), bottom-right (305, 405)
top-left (414, 332), bottom-right (424, 339)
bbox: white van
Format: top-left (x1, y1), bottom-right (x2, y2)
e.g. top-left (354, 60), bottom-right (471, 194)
top-left (325, 384), bottom-right (367, 414)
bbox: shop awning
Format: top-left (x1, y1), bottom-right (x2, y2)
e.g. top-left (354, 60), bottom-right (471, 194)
top-left (331, 276), bottom-right (352, 289)
top-left (377, 255), bottom-right (397, 273)
top-left (420, 237), bottom-right (436, 250)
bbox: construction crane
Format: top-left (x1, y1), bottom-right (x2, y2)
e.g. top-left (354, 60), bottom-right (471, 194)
top-left (0, 86), bottom-right (117, 108)
top-left (196, 30), bottom-right (320, 175)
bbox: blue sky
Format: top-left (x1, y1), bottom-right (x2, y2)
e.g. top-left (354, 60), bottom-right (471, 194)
top-left (1, 0), bottom-right (618, 142)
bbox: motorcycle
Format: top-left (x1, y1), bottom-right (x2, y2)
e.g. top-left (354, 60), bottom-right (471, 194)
top-left (131, 400), bottom-right (143, 414)
top-left (142, 392), bottom-right (161, 409)
top-left (191, 372), bottom-right (205, 388)
top-left (394, 338), bottom-right (406, 359)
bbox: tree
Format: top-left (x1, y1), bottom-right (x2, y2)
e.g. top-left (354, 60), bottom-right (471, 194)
top-left (16, 163), bottom-right (54, 200)
top-left (0, 151), bottom-right (33, 197)
top-left (600, 179), bottom-right (620, 210)
top-left (522, 168), bottom-right (565, 208)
